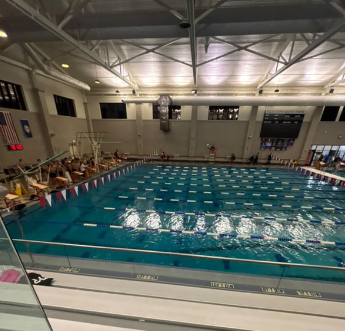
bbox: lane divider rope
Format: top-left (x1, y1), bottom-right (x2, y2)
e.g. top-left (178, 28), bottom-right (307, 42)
top-left (18, 218), bottom-right (343, 246)
top-left (98, 186), bottom-right (345, 201)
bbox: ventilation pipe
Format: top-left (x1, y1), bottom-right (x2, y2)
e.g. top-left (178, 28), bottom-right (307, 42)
top-left (123, 95), bottom-right (345, 106)
top-left (21, 43), bottom-right (90, 91)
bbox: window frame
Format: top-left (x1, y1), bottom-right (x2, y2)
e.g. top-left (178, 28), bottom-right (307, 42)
top-left (208, 106), bottom-right (239, 120)
top-left (0, 79), bottom-right (27, 110)
top-left (99, 102), bottom-right (127, 119)
top-left (54, 94), bottom-right (76, 117)
top-left (152, 104), bottom-right (181, 120)
top-left (320, 106), bottom-right (339, 121)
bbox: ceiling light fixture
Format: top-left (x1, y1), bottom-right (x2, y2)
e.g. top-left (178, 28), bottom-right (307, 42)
top-left (132, 89), bottom-right (136, 95)
top-left (179, 19), bottom-right (191, 29)
top-left (61, 64), bottom-right (69, 68)
top-left (0, 30), bottom-right (7, 38)
top-left (274, 88), bottom-right (280, 93)
top-left (329, 88), bottom-right (335, 94)
top-left (191, 88), bottom-right (197, 95)
top-left (116, 89), bottom-right (120, 93)
top-left (94, 80), bottom-right (100, 84)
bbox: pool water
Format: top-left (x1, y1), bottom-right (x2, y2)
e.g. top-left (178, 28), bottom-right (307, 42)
top-left (5, 164), bottom-right (345, 281)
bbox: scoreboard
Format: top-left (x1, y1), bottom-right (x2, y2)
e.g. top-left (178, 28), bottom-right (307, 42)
top-left (260, 111), bottom-right (305, 138)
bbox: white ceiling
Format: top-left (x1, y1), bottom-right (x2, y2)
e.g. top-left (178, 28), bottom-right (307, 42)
top-left (1, 0), bottom-right (345, 94)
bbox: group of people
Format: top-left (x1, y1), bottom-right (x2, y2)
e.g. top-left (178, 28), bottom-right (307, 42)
top-left (15, 150), bottom-right (126, 188)
top-left (316, 155), bottom-right (343, 173)
top-left (249, 153), bottom-right (261, 165)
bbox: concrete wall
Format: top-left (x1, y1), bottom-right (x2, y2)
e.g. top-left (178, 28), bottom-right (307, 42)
top-left (49, 115), bottom-right (89, 155)
top-left (40, 75), bottom-right (86, 118)
top-left (92, 119), bottom-right (137, 154)
top-left (142, 120), bottom-right (191, 156)
top-left (312, 122), bottom-right (345, 145)
top-left (1, 56), bottom-right (344, 167)
top-left (0, 108), bottom-right (50, 167)
top-left (0, 60), bottom-right (89, 168)
top-left (195, 121), bottom-right (248, 157)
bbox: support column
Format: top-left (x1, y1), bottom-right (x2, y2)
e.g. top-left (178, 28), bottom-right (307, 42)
top-left (243, 106), bottom-right (258, 160)
top-left (189, 105), bottom-right (198, 158)
top-left (33, 88), bottom-right (55, 155)
top-left (83, 92), bottom-right (93, 132)
top-left (136, 104), bottom-right (144, 156)
top-left (27, 69), bottom-right (54, 155)
top-left (299, 106), bottom-right (323, 162)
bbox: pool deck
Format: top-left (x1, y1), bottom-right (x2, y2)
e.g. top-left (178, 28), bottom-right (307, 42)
top-left (30, 269), bottom-right (345, 331)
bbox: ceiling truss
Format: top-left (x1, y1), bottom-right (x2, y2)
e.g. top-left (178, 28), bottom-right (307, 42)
top-left (5, 0), bottom-right (138, 89)
top-left (2, 0), bottom-right (345, 90)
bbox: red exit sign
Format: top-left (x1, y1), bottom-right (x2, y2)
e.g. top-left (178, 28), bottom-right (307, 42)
top-left (8, 144), bottom-right (23, 151)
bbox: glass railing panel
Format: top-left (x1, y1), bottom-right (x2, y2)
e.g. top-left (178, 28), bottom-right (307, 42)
top-left (11, 238), bottom-right (345, 301)
top-left (277, 265), bottom-right (345, 300)
top-left (0, 219), bottom-right (52, 331)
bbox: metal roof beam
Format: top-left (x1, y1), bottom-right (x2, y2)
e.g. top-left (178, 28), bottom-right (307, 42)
top-left (198, 34), bottom-right (280, 67)
top-left (111, 38), bottom-right (183, 67)
top-left (152, 0), bottom-right (184, 20)
top-left (187, 0), bottom-right (197, 89)
top-left (212, 36), bottom-right (286, 64)
top-left (195, 0), bottom-right (228, 24)
top-left (5, 0), bottom-right (138, 89)
top-left (258, 34), bottom-right (295, 89)
top-left (257, 16), bottom-right (345, 89)
top-left (325, 65), bottom-right (345, 88)
top-left (30, 43), bottom-right (68, 74)
top-left (58, 0), bottom-right (92, 30)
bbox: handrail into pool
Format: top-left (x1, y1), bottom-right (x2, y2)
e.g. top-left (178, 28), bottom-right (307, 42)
top-left (5, 238), bottom-right (345, 271)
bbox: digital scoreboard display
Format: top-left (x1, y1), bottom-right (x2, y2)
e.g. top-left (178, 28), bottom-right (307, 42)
top-left (7, 144), bottom-right (23, 151)
top-left (260, 111), bottom-right (305, 138)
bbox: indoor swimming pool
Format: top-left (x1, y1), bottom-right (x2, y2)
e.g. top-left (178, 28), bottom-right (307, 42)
top-left (4, 163), bottom-right (345, 281)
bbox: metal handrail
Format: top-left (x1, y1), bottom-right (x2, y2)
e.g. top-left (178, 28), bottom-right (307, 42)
top-left (7, 238), bottom-right (345, 271)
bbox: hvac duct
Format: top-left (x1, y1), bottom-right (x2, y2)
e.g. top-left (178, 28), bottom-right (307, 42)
top-left (21, 43), bottom-right (90, 91)
top-left (123, 95), bottom-right (345, 106)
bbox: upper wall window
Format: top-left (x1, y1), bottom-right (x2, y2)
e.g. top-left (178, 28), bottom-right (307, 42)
top-left (339, 108), bottom-right (345, 121)
top-left (321, 106), bottom-right (339, 121)
top-left (54, 95), bottom-right (76, 117)
top-left (152, 105), bottom-right (181, 120)
top-left (208, 106), bottom-right (239, 120)
top-left (100, 103), bottom-right (127, 119)
top-left (0, 80), bottom-right (26, 110)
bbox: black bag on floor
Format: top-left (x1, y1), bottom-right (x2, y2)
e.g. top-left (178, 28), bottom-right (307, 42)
top-left (27, 272), bottom-right (53, 286)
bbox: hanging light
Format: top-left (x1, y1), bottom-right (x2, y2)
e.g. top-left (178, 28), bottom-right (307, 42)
top-left (94, 80), bottom-right (100, 84)
top-left (274, 88), bottom-right (280, 93)
top-left (115, 90), bottom-right (120, 93)
top-left (61, 63), bottom-right (69, 68)
top-left (0, 30), bottom-right (7, 38)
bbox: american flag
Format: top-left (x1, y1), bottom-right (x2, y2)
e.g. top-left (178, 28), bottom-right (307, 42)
top-left (0, 111), bottom-right (20, 144)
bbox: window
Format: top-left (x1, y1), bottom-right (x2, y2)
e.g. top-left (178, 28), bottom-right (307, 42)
top-left (0, 80), bottom-right (26, 110)
top-left (339, 108), bottom-right (345, 121)
top-left (54, 95), bottom-right (76, 117)
top-left (152, 105), bottom-right (181, 120)
top-left (208, 106), bottom-right (239, 120)
top-left (320, 106), bottom-right (339, 121)
top-left (100, 103), bottom-right (127, 119)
